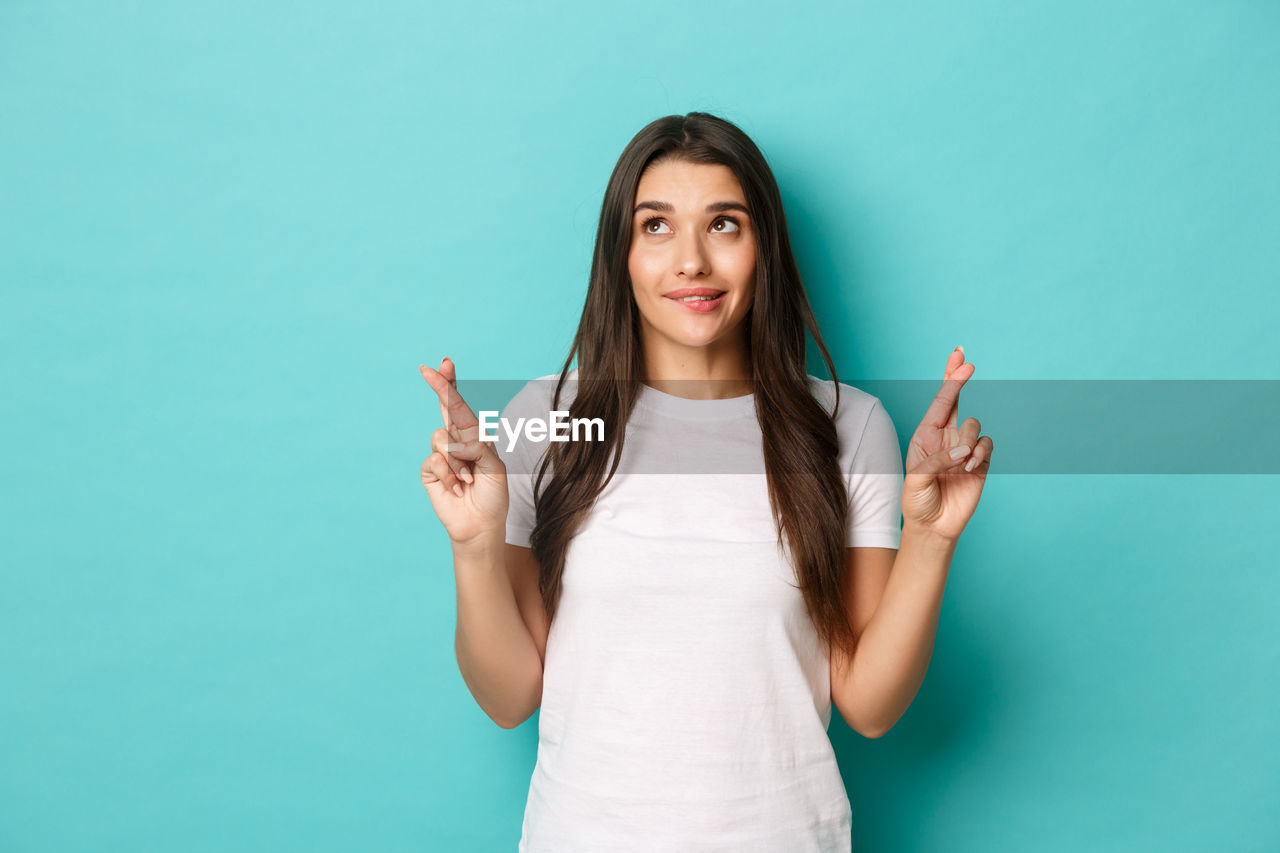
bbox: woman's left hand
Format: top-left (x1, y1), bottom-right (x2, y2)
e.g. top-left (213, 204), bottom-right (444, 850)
top-left (901, 345), bottom-right (994, 543)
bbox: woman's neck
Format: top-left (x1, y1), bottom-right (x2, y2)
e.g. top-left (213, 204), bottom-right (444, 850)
top-left (640, 334), bottom-right (753, 400)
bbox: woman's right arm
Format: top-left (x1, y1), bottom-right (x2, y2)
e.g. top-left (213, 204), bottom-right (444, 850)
top-left (452, 536), bottom-right (545, 729)
top-left (419, 358), bottom-right (545, 730)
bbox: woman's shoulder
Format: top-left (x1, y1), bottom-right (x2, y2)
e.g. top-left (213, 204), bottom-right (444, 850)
top-left (805, 374), bottom-right (885, 423)
top-left (502, 368), bottom-right (579, 418)
top-left (806, 375), bottom-right (900, 467)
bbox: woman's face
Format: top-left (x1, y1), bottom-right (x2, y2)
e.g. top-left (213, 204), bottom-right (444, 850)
top-left (627, 159), bottom-right (757, 355)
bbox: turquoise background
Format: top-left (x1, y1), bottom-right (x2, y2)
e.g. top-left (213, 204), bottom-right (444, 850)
top-left (3, 1), bottom-right (1277, 850)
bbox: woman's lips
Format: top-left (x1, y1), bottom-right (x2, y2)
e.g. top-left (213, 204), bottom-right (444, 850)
top-left (665, 292), bottom-right (726, 313)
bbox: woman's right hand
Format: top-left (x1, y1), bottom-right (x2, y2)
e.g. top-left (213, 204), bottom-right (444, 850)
top-left (418, 357), bottom-right (509, 548)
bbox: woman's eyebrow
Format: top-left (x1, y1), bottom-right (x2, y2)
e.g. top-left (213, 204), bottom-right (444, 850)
top-left (633, 200), bottom-right (750, 216)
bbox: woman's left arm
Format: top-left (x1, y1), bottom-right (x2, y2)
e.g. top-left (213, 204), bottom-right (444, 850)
top-left (834, 346), bottom-right (993, 738)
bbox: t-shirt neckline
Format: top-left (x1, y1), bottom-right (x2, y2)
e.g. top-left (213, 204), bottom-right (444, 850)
top-left (635, 381), bottom-right (756, 421)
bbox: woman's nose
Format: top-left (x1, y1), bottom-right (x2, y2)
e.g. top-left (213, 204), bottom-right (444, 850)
top-left (676, 232), bottom-right (710, 277)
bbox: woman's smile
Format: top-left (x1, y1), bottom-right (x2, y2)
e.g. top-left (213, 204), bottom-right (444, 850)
top-left (664, 287), bottom-right (728, 313)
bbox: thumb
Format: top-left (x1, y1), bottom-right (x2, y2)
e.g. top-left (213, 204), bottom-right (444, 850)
top-left (909, 443), bottom-right (972, 480)
top-left (447, 423), bottom-right (506, 477)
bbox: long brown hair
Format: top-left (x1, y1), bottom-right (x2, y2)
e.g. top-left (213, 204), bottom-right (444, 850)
top-left (529, 111), bottom-right (858, 663)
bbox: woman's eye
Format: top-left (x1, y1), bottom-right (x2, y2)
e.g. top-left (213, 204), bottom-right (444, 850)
top-left (640, 216), bottom-right (741, 234)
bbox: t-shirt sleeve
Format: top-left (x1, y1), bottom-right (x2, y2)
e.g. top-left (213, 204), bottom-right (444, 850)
top-left (492, 382), bottom-right (551, 550)
top-left (846, 398), bottom-right (904, 549)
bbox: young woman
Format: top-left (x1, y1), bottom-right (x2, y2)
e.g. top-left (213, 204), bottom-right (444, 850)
top-left (419, 112), bottom-right (993, 852)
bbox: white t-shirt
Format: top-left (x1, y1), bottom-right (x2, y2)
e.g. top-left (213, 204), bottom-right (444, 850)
top-left (496, 369), bottom-right (904, 853)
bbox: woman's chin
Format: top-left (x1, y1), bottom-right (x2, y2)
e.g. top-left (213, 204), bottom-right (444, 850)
top-left (668, 326), bottom-right (729, 349)
top-left (639, 309), bottom-right (746, 351)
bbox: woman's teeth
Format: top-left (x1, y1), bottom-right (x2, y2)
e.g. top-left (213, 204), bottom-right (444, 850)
top-left (676, 295), bottom-right (720, 301)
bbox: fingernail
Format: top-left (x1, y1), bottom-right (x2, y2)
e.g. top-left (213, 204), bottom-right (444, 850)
top-left (957, 345), bottom-right (964, 355)
top-left (965, 456), bottom-right (977, 472)
top-left (950, 445), bottom-right (971, 460)
top-left (452, 483), bottom-right (464, 498)
top-left (458, 466), bottom-right (473, 484)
